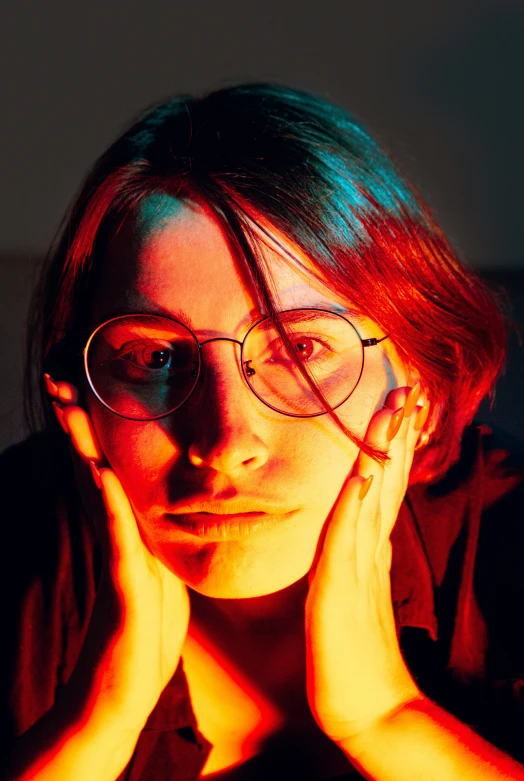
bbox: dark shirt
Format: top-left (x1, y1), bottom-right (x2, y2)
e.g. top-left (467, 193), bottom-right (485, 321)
top-left (1, 423), bottom-right (523, 779)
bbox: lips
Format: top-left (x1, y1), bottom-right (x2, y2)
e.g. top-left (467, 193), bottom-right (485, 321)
top-left (167, 497), bottom-right (294, 516)
top-left (164, 508), bottom-right (297, 540)
top-left (162, 490), bottom-right (298, 541)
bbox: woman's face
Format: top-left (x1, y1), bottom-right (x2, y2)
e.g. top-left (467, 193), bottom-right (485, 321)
top-left (86, 195), bottom-right (411, 598)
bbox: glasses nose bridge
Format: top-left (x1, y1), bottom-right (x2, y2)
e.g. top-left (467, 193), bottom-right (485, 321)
top-left (198, 335), bottom-right (244, 349)
top-left (197, 335), bottom-right (247, 375)
top-left (195, 335), bottom-right (258, 402)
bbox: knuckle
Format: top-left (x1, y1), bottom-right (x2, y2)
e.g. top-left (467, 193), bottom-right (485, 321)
top-left (384, 387), bottom-right (409, 409)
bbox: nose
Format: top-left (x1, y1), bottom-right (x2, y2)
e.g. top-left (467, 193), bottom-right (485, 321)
top-left (186, 340), bottom-right (269, 475)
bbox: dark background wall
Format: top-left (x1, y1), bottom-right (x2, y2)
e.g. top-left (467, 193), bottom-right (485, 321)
top-left (1, 0), bottom-right (523, 451)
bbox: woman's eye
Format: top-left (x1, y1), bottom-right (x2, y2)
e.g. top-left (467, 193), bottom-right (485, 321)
top-left (267, 335), bottom-right (332, 364)
top-left (116, 341), bottom-right (173, 370)
top-left (114, 340), bottom-right (198, 375)
top-left (139, 344), bottom-right (172, 369)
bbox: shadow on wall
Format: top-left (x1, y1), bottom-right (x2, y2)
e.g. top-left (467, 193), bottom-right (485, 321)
top-left (0, 257), bottom-right (522, 454)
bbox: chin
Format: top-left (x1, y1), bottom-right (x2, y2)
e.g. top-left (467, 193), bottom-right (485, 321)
top-left (156, 538), bottom-right (314, 599)
top-left (187, 571), bottom-right (305, 599)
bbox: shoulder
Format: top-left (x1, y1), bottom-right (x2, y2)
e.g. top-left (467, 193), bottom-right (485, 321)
top-left (425, 424), bottom-right (524, 673)
top-left (403, 423), bottom-right (524, 677)
top-left (409, 424), bottom-right (524, 563)
top-left (0, 432), bottom-right (74, 580)
top-left (476, 423), bottom-right (524, 506)
top-left (450, 424), bottom-right (524, 600)
top-left (403, 425), bottom-right (524, 759)
top-left (418, 422), bottom-right (524, 509)
top-left (472, 426), bottom-right (524, 676)
top-left (453, 426), bottom-right (524, 759)
top-left (0, 429), bottom-right (71, 512)
top-left (0, 433), bottom-right (100, 742)
top-left (1, 432), bottom-right (60, 568)
top-left (473, 423), bottom-right (524, 564)
top-left (0, 429), bottom-right (100, 598)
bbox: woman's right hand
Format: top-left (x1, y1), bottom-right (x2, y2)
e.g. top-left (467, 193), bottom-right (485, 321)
top-left (44, 375), bottom-right (190, 733)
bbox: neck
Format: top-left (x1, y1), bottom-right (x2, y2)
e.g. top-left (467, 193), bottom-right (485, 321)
top-left (189, 574), bottom-right (310, 634)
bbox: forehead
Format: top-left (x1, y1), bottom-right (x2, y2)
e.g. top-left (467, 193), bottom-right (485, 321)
top-left (90, 194), bottom-right (362, 335)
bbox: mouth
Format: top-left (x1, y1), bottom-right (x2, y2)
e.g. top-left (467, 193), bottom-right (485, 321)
top-left (165, 509), bottom-right (297, 540)
top-left (167, 498), bottom-right (293, 515)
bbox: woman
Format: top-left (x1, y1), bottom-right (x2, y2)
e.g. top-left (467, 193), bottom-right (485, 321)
top-left (3, 83), bottom-right (524, 780)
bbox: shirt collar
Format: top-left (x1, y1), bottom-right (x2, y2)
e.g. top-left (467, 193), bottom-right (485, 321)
top-left (390, 425), bottom-right (489, 646)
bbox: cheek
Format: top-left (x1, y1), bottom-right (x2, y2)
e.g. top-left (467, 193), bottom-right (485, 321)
top-left (336, 348), bottom-right (410, 431)
top-left (87, 400), bottom-right (178, 512)
top-left (334, 366), bottom-right (387, 436)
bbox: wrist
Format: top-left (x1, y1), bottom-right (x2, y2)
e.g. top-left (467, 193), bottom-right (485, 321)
top-left (334, 690), bottom-right (427, 759)
top-left (5, 682), bottom-right (145, 781)
top-left (59, 658), bottom-right (152, 738)
top-left (325, 658), bottom-right (423, 749)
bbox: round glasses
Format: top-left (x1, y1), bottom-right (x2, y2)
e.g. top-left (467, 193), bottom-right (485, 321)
top-left (83, 309), bottom-right (389, 421)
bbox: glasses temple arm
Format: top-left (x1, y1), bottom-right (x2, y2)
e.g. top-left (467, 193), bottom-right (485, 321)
top-left (361, 334), bottom-right (390, 348)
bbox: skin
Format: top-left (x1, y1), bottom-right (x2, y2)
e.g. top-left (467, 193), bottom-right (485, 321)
top-left (44, 195), bottom-right (432, 773)
top-left (43, 196), bottom-right (524, 780)
top-left (80, 195), bottom-right (414, 611)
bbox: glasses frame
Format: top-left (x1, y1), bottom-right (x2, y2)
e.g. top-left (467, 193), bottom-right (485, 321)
top-left (83, 308), bottom-right (390, 421)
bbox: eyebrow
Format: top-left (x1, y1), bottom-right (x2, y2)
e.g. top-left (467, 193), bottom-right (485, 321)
top-left (91, 301), bottom-right (366, 333)
top-left (91, 303), bottom-right (195, 331)
top-left (305, 302), bottom-right (367, 323)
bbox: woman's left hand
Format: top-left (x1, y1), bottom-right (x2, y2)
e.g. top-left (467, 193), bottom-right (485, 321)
top-left (305, 384), bottom-right (430, 746)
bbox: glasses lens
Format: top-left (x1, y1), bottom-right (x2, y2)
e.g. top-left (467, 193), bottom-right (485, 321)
top-left (86, 315), bottom-right (199, 420)
top-left (243, 310), bottom-right (364, 415)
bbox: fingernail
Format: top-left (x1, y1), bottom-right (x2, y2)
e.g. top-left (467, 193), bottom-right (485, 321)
top-left (404, 382), bottom-right (421, 418)
top-left (52, 401), bottom-right (69, 434)
top-left (415, 432), bottom-right (430, 450)
top-left (89, 460), bottom-right (102, 490)
top-left (414, 402), bottom-right (431, 431)
top-left (44, 374), bottom-right (58, 396)
top-left (386, 407), bottom-right (404, 441)
top-left (57, 384), bottom-right (78, 404)
top-left (359, 474), bottom-right (374, 501)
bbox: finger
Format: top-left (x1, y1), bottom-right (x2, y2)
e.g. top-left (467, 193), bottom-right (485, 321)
top-left (353, 404), bottom-right (403, 481)
top-left (357, 387), bottom-right (417, 551)
top-left (381, 398), bottom-right (431, 541)
top-left (414, 431), bottom-right (430, 451)
top-left (382, 386), bottom-right (417, 457)
top-left (51, 401), bottom-right (69, 434)
top-left (43, 373), bottom-right (58, 396)
top-left (407, 401), bottom-right (431, 453)
top-left (383, 382), bottom-right (421, 415)
top-left (355, 473), bottom-right (383, 580)
top-left (62, 405), bottom-right (104, 463)
top-left (383, 383), bottom-right (424, 443)
top-left (381, 386), bottom-right (424, 501)
top-left (43, 374), bottom-right (79, 405)
top-left (380, 383), bottom-right (427, 456)
top-left (94, 467), bottom-right (147, 582)
top-left (54, 381), bottom-right (79, 405)
top-left (414, 401), bottom-right (431, 432)
top-left (377, 405), bottom-right (412, 548)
